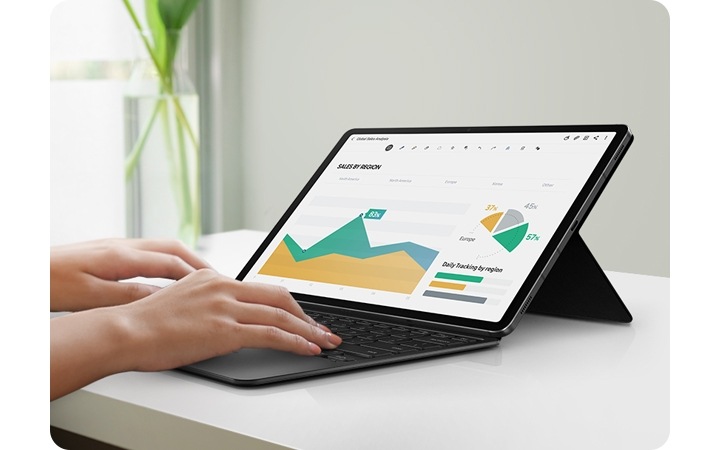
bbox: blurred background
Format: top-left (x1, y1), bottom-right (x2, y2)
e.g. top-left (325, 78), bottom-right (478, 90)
top-left (50, 0), bottom-right (668, 276)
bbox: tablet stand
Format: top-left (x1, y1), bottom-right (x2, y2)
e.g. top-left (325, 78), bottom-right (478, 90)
top-left (526, 233), bottom-right (632, 323)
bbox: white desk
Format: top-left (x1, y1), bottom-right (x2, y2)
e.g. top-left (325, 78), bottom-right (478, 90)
top-left (50, 230), bottom-right (669, 450)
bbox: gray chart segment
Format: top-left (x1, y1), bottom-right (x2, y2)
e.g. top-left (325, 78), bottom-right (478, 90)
top-left (495, 209), bottom-right (524, 233)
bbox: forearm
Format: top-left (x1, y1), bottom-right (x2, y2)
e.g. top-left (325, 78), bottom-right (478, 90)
top-left (50, 308), bottom-right (139, 401)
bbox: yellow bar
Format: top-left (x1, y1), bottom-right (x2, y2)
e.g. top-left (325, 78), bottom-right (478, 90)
top-left (429, 280), bottom-right (466, 291)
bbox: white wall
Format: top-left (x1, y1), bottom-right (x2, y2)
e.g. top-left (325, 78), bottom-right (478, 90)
top-left (50, 0), bottom-right (137, 244)
top-left (211, 0), bottom-right (668, 276)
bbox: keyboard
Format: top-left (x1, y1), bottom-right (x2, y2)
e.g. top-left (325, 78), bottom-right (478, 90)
top-left (307, 310), bottom-right (486, 362)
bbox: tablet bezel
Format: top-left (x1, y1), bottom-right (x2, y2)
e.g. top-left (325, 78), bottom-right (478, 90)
top-left (237, 124), bottom-right (633, 337)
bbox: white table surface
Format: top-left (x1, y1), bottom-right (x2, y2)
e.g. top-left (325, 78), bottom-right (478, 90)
top-left (50, 230), bottom-right (669, 450)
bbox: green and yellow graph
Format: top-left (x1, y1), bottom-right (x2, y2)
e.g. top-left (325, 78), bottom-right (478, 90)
top-left (259, 214), bottom-right (439, 294)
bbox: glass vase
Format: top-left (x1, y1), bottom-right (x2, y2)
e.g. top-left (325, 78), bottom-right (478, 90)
top-left (123, 30), bottom-right (201, 248)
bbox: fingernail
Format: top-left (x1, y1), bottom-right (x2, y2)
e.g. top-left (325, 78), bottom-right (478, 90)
top-left (308, 342), bottom-right (321, 355)
top-left (327, 332), bottom-right (342, 347)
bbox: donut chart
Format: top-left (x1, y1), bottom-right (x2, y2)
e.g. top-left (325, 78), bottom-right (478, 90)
top-left (480, 209), bottom-right (529, 253)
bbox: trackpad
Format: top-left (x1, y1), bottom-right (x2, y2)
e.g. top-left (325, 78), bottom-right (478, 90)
top-left (185, 349), bottom-right (337, 382)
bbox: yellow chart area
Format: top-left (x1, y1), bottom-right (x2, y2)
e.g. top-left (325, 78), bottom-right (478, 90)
top-left (481, 212), bottom-right (503, 232)
top-left (259, 240), bottom-right (427, 294)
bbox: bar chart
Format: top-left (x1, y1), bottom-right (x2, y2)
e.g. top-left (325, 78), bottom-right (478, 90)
top-left (423, 271), bottom-right (512, 305)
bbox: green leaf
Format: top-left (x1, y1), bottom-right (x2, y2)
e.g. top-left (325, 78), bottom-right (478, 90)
top-left (158, 0), bottom-right (201, 30)
top-left (145, 0), bottom-right (168, 75)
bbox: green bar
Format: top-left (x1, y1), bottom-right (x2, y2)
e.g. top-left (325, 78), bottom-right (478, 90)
top-left (435, 272), bottom-right (484, 283)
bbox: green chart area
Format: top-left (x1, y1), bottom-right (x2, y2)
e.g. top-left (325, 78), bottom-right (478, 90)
top-left (493, 222), bottom-right (529, 252)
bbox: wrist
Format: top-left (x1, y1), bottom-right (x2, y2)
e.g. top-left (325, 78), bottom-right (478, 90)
top-left (51, 306), bottom-right (141, 400)
top-left (107, 303), bottom-right (153, 373)
top-left (84, 307), bottom-right (140, 375)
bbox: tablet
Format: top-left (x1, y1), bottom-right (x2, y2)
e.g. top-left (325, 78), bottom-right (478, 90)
top-left (238, 125), bottom-right (632, 335)
top-left (183, 124), bottom-right (633, 385)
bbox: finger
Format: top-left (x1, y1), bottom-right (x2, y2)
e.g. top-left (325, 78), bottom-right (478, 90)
top-left (104, 248), bottom-right (200, 281)
top-left (93, 280), bottom-right (162, 306)
top-left (234, 302), bottom-right (342, 349)
top-left (235, 324), bottom-right (322, 356)
top-left (114, 239), bottom-right (212, 270)
top-left (230, 282), bottom-right (321, 326)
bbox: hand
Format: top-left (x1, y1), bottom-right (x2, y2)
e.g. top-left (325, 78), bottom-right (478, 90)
top-left (51, 268), bottom-right (343, 400)
top-left (116, 269), bottom-right (342, 373)
top-left (50, 238), bottom-right (210, 312)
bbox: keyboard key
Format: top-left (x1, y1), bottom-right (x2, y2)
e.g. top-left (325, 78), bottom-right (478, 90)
top-left (378, 336), bottom-right (413, 344)
top-left (388, 330), bottom-right (413, 337)
top-left (337, 343), bottom-right (392, 358)
top-left (414, 337), bottom-right (457, 346)
top-left (451, 337), bottom-right (479, 344)
top-left (343, 337), bottom-right (375, 345)
top-left (319, 350), bottom-right (344, 358)
top-left (363, 342), bottom-right (418, 354)
top-left (369, 329), bottom-right (391, 336)
top-left (327, 355), bottom-right (356, 362)
top-left (401, 341), bottom-right (441, 350)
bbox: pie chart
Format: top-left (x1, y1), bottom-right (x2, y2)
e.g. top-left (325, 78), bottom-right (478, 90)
top-left (480, 209), bottom-right (529, 253)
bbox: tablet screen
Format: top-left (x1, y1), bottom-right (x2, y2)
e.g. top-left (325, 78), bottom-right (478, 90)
top-left (241, 128), bottom-right (623, 325)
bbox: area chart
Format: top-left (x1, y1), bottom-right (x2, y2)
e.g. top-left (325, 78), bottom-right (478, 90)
top-left (259, 215), bottom-right (439, 294)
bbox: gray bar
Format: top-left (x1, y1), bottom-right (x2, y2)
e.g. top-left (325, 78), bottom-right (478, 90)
top-left (422, 290), bottom-right (487, 304)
